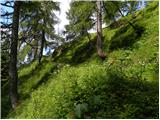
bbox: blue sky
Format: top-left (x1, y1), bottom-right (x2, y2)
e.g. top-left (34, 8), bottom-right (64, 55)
top-left (0, 1), bottom-right (13, 24)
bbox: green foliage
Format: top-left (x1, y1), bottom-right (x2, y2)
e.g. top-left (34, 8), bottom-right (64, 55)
top-left (18, 44), bottom-right (32, 62)
top-left (103, 1), bottom-right (121, 23)
top-left (65, 1), bottom-right (95, 39)
top-left (109, 25), bottom-right (137, 49)
top-left (7, 58), bottom-right (158, 119)
top-left (53, 35), bottom-right (96, 64)
top-left (18, 60), bottom-right (38, 78)
top-left (1, 50), bottom-right (10, 86)
top-left (75, 103), bottom-right (88, 118)
top-left (3, 2), bottom-right (159, 119)
top-left (18, 59), bottom-right (57, 100)
top-left (18, 1), bottom-right (60, 63)
top-left (1, 42), bottom-right (11, 118)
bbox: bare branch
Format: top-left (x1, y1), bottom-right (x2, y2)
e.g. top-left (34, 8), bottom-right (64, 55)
top-left (1, 3), bottom-right (14, 8)
top-left (1, 22), bottom-right (12, 28)
top-left (23, 40), bottom-right (39, 48)
top-left (19, 36), bottom-right (39, 48)
top-left (1, 12), bottom-right (13, 17)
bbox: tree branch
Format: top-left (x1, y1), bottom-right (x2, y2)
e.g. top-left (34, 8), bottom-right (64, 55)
top-left (1, 3), bottom-right (14, 8)
top-left (111, 1), bottom-right (136, 29)
top-left (1, 22), bottom-right (12, 28)
top-left (19, 37), bottom-right (39, 48)
top-left (1, 12), bottom-right (13, 17)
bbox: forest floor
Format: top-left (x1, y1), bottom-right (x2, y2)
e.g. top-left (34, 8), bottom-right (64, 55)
top-left (2, 2), bottom-right (159, 119)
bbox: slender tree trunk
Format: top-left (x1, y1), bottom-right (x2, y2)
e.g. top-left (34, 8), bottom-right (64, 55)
top-left (96, 1), bottom-right (106, 60)
top-left (38, 30), bottom-right (45, 64)
top-left (9, 1), bottom-right (20, 109)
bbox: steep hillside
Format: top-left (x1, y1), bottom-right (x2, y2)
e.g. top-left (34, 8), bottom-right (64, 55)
top-left (2, 2), bottom-right (158, 119)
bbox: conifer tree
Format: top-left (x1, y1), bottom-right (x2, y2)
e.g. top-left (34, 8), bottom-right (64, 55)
top-left (9, 1), bottom-right (20, 109)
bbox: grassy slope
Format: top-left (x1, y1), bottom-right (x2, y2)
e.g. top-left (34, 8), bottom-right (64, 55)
top-left (3, 2), bottom-right (158, 119)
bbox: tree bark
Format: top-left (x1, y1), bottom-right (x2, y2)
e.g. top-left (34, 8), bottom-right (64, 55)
top-left (38, 30), bottom-right (45, 64)
top-left (96, 1), bottom-right (106, 60)
top-left (9, 1), bottom-right (20, 109)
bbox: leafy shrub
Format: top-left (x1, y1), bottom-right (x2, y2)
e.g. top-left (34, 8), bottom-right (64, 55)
top-left (6, 3), bottom-right (159, 119)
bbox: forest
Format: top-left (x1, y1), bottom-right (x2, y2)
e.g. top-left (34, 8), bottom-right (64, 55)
top-left (1, 0), bottom-right (159, 119)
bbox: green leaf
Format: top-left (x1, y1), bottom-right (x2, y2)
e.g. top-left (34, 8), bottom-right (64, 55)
top-left (75, 103), bottom-right (88, 118)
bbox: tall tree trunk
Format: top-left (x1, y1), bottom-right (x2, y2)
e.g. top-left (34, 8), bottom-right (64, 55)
top-left (9, 1), bottom-right (20, 109)
top-left (38, 30), bottom-right (45, 64)
top-left (96, 1), bottom-right (106, 60)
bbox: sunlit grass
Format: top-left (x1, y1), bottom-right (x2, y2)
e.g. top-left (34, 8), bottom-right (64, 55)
top-left (4, 2), bottom-right (159, 119)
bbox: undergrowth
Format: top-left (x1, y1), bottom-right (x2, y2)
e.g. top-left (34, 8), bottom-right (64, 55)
top-left (2, 1), bottom-right (159, 119)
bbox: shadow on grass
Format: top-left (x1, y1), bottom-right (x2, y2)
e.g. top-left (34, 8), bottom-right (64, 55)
top-left (1, 95), bottom-right (11, 118)
top-left (1, 60), bottom-right (55, 118)
top-left (109, 24), bottom-right (144, 50)
top-left (18, 60), bottom-right (43, 84)
top-left (76, 70), bottom-right (158, 119)
top-left (31, 65), bottom-right (57, 90)
top-left (70, 40), bottom-right (96, 65)
top-left (56, 41), bottom-right (97, 66)
top-left (1, 69), bottom-right (39, 118)
top-left (19, 62), bottom-right (57, 100)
